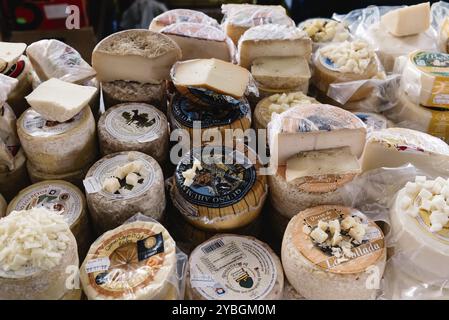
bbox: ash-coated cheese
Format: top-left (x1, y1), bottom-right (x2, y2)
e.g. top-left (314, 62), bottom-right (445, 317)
top-left (98, 103), bottom-right (169, 163)
top-left (282, 205), bottom-right (386, 300)
top-left (17, 107), bottom-right (97, 175)
top-left (160, 23), bottom-right (235, 62)
top-left (26, 39), bottom-right (96, 84)
top-left (0, 207), bottom-right (78, 300)
top-left (0, 193), bottom-right (6, 217)
top-left (238, 24), bottom-right (312, 70)
top-left (149, 9), bottom-right (220, 32)
top-left (0, 42), bottom-right (26, 74)
top-left (25, 78), bottom-right (98, 123)
top-left (83, 151), bottom-right (165, 234)
top-left (268, 104), bottom-right (367, 168)
top-left (186, 235), bottom-right (283, 300)
top-left (80, 220), bottom-right (177, 300)
top-left (171, 146), bottom-right (267, 232)
top-left (360, 127), bottom-right (449, 175)
top-left (92, 29), bottom-right (181, 84)
top-left (6, 180), bottom-right (92, 259)
top-left (101, 80), bottom-right (167, 112)
top-left (0, 149), bottom-right (30, 202)
top-left (380, 3), bottom-right (430, 37)
top-left (251, 57), bottom-right (310, 90)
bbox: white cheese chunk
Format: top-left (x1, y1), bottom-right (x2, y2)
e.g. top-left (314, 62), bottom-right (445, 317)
top-left (380, 3), bottom-right (430, 37)
top-left (341, 216), bottom-right (357, 230)
top-left (310, 227), bottom-right (328, 244)
top-left (318, 220), bottom-right (329, 231)
top-left (126, 172), bottom-right (139, 186)
top-left (103, 177), bottom-right (120, 194)
top-left (0, 42), bottom-right (26, 73)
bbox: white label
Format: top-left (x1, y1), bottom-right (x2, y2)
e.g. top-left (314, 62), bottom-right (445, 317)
top-left (85, 257), bottom-right (110, 274)
top-left (190, 274), bottom-right (217, 288)
top-left (83, 177), bottom-right (101, 194)
top-left (22, 109), bottom-right (83, 137)
top-left (44, 4), bottom-right (69, 19)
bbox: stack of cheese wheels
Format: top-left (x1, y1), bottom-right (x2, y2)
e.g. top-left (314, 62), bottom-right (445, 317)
top-left (389, 176), bottom-right (449, 288)
top-left (0, 193), bottom-right (6, 217)
top-left (93, 29), bottom-right (182, 112)
top-left (312, 40), bottom-right (379, 102)
top-left (84, 151), bottom-right (165, 234)
top-left (186, 235), bottom-right (284, 300)
top-left (298, 18), bottom-right (350, 51)
top-left (282, 205), bottom-right (386, 300)
top-left (6, 180), bottom-right (92, 259)
top-left (170, 145), bottom-right (267, 233)
top-left (80, 220), bottom-right (178, 300)
top-left (0, 149), bottom-right (30, 201)
top-left (149, 9), bottom-right (220, 32)
top-left (98, 103), bottom-right (169, 163)
top-left (0, 207), bottom-right (79, 300)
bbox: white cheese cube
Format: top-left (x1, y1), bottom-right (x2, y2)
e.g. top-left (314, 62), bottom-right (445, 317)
top-left (328, 220), bottom-right (341, 235)
top-left (349, 223), bottom-right (366, 243)
top-left (408, 206), bottom-right (420, 217)
top-left (415, 176), bottom-right (427, 183)
top-left (418, 188), bottom-right (432, 200)
top-left (405, 182), bottom-right (419, 196)
top-left (431, 195), bottom-right (446, 211)
top-left (317, 220), bottom-right (329, 231)
top-left (430, 211), bottom-right (449, 227)
top-left (310, 227), bottom-right (328, 244)
top-left (126, 172), bottom-right (139, 186)
top-left (103, 177), bottom-right (120, 194)
top-left (432, 182), bottom-right (443, 195)
top-left (341, 216), bottom-right (357, 230)
top-left (421, 199), bottom-right (432, 211)
top-left (430, 223), bottom-right (443, 233)
top-left (400, 196), bottom-right (412, 210)
top-left (441, 186), bottom-right (449, 199)
top-left (424, 180), bottom-right (434, 190)
top-left (113, 167), bottom-right (126, 180)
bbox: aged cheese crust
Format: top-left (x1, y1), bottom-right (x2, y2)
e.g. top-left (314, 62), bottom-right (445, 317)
top-left (0, 149), bottom-right (30, 201)
top-left (0, 194), bottom-right (6, 217)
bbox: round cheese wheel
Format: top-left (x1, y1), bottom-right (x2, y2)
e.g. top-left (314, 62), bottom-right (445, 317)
top-left (102, 80), bottom-right (167, 113)
top-left (17, 107), bottom-right (97, 175)
top-left (0, 193), bottom-right (6, 217)
top-left (186, 234), bottom-right (283, 300)
top-left (98, 103), bottom-right (169, 163)
top-left (0, 208), bottom-right (79, 300)
top-left (282, 280), bottom-right (305, 300)
top-left (168, 93), bottom-right (251, 142)
top-left (5, 55), bottom-right (33, 117)
top-left (80, 220), bottom-right (177, 300)
top-left (0, 149), bottom-right (30, 201)
top-left (6, 180), bottom-right (92, 259)
top-left (171, 145), bottom-right (267, 232)
top-left (84, 151), bottom-right (165, 234)
top-left (60, 289), bottom-right (82, 300)
top-left (282, 205), bottom-right (386, 300)
top-left (268, 166), bottom-right (354, 218)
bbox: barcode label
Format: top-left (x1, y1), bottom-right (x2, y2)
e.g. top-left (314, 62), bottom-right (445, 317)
top-left (201, 239), bottom-right (225, 254)
top-left (85, 257), bottom-right (110, 273)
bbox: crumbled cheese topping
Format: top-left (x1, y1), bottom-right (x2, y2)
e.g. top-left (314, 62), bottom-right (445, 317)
top-left (182, 159), bottom-right (203, 187)
top-left (267, 92), bottom-right (316, 115)
top-left (401, 176), bottom-right (449, 233)
top-left (301, 19), bottom-right (349, 43)
top-left (319, 40), bottom-right (374, 74)
top-left (0, 207), bottom-right (71, 272)
top-left (102, 160), bottom-right (145, 194)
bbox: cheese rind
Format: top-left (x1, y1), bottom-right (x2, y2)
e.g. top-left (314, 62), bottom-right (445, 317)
top-left (149, 9), bottom-right (220, 32)
top-left (92, 29), bottom-right (181, 83)
top-left (0, 42), bottom-right (26, 74)
top-left (380, 3), bottom-right (430, 37)
top-left (0, 194), bottom-right (6, 217)
top-left (25, 78), bottom-right (97, 123)
top-left (0, 149), bottom-right (30, 202)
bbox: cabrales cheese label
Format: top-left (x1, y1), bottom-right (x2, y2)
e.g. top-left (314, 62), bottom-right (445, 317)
top-left (21, 109), bottom-right (84, 137)
top-left (104, 103), bottom-right (162, 142)
top-left (189, 235), bottom-right (278, 300)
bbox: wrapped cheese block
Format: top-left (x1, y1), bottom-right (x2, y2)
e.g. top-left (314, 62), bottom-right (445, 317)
top-left (149, 9), bottom-right (220, 32)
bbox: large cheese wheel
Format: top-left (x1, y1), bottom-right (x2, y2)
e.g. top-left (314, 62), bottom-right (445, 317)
top-left (6, 180), bottom-right (92, 259)
top-left (80, 220), bottom-right (177, 300)
top-left (84, 151), bottom-right (165, 234)
top-left (17, 107), bottom-right (97, 175)
top-left (282, 205), bottom-right (386, 300)
top-left (60, 289), bottom-right (83, 300)
top-left (171, 145), bottom-right (267, 232)
top-left (0, 193), bottom-right (6, 217)
top-left (5, 55), bottom-right (33, 117)
top-left (98, 103), bottom-right (169, 163)
top-left (0, 149), bottom-right (30, 201)
top-left (0, 208), bottom-right (79, 300)
top-left (186, 235), bottom-right (283, 300)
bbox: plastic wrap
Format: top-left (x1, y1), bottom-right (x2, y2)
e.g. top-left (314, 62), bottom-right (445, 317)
top-left (80, 213), bottom-right (187, 300)
top-left (149, 8), bottom-right (220, 32)
top-left (432, 1), bottom-right (449, 53)
top-left (298, 18), bottom-right (351, 51)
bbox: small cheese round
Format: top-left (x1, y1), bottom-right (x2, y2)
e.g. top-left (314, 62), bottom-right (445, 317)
top-left (80, 220), bottom-right (177, 300)
top-left (282, 205), bottom-right (386, 300)
top-left (186, 235), bottom-right (284, 300)
top-left (84, 151), bottom-right (165, 234)
top-left (98, 103), bottom-right (169, 163)
top-left (0, 193), bottom-right (6, 217)
top-left (0, 149), bottom-right (30, 201)
top-left (17, 106), bottom-right (97, 175)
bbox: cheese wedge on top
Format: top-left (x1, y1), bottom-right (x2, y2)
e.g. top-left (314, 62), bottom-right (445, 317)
top-left (0, 42), bottom-right (26, 74)
top-left (380, 3), bottom-right (430, 37)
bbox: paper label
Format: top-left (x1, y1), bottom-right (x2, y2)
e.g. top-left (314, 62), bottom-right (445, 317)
top-left (21, 109), bottom-right (83, 137)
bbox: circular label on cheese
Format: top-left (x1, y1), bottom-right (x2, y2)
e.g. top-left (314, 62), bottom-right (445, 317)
top-left (319, 53), bottom-right (342, 72)
top-left (189, 236), bottom-right (278, 300)
top-left (9, 182), bottom-right (83, 227)
top-left (21, 109), bottom-right (84, 137)
top-left (174, 146), bottom-right (256, 208)
top-left (85, 227), bottom-right (166, 297)
top-left (4, 59), bottom-right (26, 79)
top-left (171, 94), bottom-right (249, 129)
top-left (104, 104), bottom-right (162, 142)
top-left (411, 51), bottom-right (449, 74)
top-left (292, 206), bottom-right (385, 274)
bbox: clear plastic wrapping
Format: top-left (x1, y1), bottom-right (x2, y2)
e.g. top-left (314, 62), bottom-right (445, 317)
top-left (149, 8), bottom-right (220, 32)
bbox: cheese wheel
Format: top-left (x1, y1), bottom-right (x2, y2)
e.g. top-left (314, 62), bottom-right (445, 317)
top-left (84, 151), bottom-right (165, 234)
top-left (26, 160), bottom-right (90, 192)
top-left (282, 205), bottom-right (386, 300)
top-left (17, 107), bottom-right (97, 175)
top-left (98, 103), bottom-right (169, 163)
top-left (60, 289), bottom-right (82, 300)
top-left (102, 80), bottom-right (167, 113)
top-left (282, 280), bottom-right (305, 300)
top-left (171, 145), bottom-right (267, 232)
top-left (149, 9), bottom-right (220, 32)
top-left (0, 193), bottom-right (6, 217)
top-left (6, 180), bottom-right (92, 259)
top-left (0, 149), bottom-right (30, 201)
top-left (168, 93), bottom-right (251, 142)
top-left (80, 220), bottom-right (177, 300)
top-left (186, 235), bottom-right (283, 300)
top-left (0, 208), bottom-right (79, 300)
top-left (5, 55), bottom-right (33, 117)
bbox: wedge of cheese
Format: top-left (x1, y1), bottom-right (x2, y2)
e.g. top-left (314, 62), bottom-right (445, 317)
top-left (171, 58), bottom-right (250, 98)
top-left (381, 3), bottom-right (430, 37)
top-left (251, 57), bottom-right (310, 90)
top-left (238, 25), bottom-right (312, 69)
top-left (268, 104), bottom-right (367, 168)
top-left (160, 23), bottom-right (235, 62)
top-left (149, 9), bottom-right (220, 32)
top-left (25, 78), bottom-right (97, 123)
top-left (0, 42), bottom-right (26, 74)
top-left (92, 29), bottom-right (181, 83)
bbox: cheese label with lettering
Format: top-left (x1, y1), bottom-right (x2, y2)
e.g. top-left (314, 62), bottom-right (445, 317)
top-left (21, 109), bottom-right (84, 137)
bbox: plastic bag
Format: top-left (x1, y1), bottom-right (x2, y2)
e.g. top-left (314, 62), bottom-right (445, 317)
top-left (149, 8), bottom-right (220, 32)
